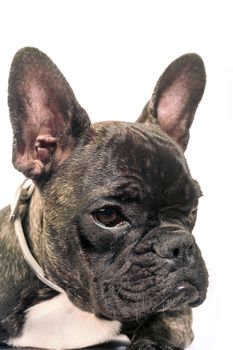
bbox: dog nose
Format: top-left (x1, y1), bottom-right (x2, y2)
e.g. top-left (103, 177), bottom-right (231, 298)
top-left (153, 233), bottom-right (195, 266)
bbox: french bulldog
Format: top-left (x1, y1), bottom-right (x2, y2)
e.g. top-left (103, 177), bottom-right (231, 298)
top-left (0, 48), bottom-right (208, 350)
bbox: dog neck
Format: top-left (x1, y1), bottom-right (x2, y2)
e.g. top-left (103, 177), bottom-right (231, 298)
top-left (11, 179), bottom-right (64, 294)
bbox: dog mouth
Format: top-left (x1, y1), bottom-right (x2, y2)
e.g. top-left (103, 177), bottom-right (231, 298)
top-left (161, 281), bottom-right (204, 309)
top-left (98, 276), bottom-right (206, 322)
top-left (175, 281), bottom-right (199, 303)
top-left (95, 251), bottom-right (209, 322)
top-left (117, 280), bottom-right (202, 307)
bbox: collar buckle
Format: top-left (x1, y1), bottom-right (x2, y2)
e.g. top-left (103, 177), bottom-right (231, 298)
top-left (10, 179), bottom-right (35, 221)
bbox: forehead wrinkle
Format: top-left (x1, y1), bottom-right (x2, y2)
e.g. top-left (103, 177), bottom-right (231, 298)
top-left (84, 174), bottom-right (145, 206)
top-left (81, 121), bottom-right (189, 205)
top-left (109, 174), bottom-right (144, 201)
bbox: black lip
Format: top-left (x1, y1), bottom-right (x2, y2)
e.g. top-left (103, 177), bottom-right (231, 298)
top-left (174, 281), bottom-right (208, 308)
top-left (175, 281), bottom-right (198, 295)
top-left (175, 281), bottom-right (199, 304)
top-left (188, 290), bottom-right (207, 307)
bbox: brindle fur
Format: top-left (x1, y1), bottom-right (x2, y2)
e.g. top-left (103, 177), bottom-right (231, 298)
top-left (0, 48), bottom-right (208, 350)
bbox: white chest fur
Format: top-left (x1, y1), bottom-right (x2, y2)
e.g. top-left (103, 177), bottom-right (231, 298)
top-left (8, 294), bottom-right (122, 350)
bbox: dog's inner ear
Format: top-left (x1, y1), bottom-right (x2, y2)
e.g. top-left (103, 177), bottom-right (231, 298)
top-left (8, 47), bottom-right (90, 180)
top-left (137, 54), bottom-right (206, 150)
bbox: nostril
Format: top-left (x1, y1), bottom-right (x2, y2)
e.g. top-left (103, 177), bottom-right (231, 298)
top-left (172, 247), bottom-right (180, 258)
top-left (152, 236), bottom-right (195, 263)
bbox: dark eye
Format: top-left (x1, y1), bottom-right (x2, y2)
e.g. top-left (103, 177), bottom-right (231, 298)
top-left (93, 207), bottom-right (125, 228)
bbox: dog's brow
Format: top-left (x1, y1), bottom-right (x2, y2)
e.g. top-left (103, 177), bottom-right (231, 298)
top-left (105, 181), bottom-right (142, 202)
top-left (83, 179), bottom-right (143, 208)
top-left (91, 176), bottom-right (144, 204)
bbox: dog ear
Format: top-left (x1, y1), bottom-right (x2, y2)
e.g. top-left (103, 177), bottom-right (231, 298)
top-left (8, 47), bottom-right (90, 181)
top-left (137, 53), bottom-right (206, 150)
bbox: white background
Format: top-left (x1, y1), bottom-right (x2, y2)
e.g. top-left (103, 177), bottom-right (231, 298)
top-left (0, 1), bottom-right (232, 349)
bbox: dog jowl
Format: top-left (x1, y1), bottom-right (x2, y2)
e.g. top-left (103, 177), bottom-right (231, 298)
top-left (0, 48), bottom-right (208, 350)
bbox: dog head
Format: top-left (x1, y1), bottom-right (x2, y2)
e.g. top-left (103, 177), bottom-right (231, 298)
top-left (8, 48), bottom-right (208, 322)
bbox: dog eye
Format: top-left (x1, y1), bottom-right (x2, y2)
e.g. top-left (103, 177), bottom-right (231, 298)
top-left (93, 207), bottom-right (125, 227)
